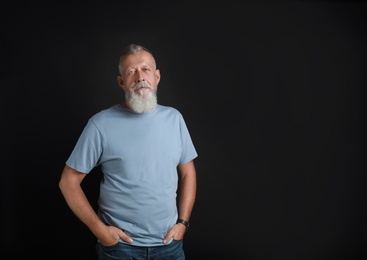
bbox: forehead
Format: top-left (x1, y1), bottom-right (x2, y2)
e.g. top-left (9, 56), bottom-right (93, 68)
top-left (121, 51), bottom-right (156, 69)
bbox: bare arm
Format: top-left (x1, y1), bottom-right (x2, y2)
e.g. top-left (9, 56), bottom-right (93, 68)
top-left (176, 160), bottom-right (197, 223)
top-left (58, 165), bottom-right (132, 245)
top-left (163, 160), bottom-right (197, 243)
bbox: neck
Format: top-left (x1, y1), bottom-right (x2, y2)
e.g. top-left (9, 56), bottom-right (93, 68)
top-left (121, 101), bottom-right (130, 109)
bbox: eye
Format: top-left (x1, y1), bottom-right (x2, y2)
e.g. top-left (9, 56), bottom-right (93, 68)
top-left (128, 69), bottom-right (136, 74)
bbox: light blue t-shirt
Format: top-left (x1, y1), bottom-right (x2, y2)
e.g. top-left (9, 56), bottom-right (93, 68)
top-left (66, 104), bottom-right (198, 246)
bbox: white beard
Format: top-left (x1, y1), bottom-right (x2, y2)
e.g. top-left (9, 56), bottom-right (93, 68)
top-left (126, 82), bottom-right (157, 113)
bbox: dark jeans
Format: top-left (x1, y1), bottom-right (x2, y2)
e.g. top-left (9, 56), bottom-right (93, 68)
top-left (96, 240), bottom-right (185, 260)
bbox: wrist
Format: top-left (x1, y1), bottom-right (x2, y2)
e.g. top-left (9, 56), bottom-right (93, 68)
top-left (176, 218), bottom-right (190, 231)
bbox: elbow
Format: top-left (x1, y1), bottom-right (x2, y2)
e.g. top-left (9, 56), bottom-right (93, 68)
top-left (58, 176), bottom-right (66, 194)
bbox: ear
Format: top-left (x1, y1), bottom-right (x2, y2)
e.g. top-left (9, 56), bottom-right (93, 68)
top-left (155, 69), bottom-right (161, 84)
top-left (117, 75), bottom-right (124, 88)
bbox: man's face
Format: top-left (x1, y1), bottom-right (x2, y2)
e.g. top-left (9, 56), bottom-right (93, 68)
top-left (117, 51), bottom-right (161, 113)
top-left (117, 50), bottom-right (160, 97)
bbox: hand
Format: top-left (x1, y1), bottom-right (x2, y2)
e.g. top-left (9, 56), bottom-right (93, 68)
top-left (162, 223), bottom-right (186, 244)
top-left (98, 225), bottom-right (133, 246)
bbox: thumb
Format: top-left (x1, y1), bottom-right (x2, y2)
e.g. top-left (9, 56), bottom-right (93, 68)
top-left (119, 230), bottom-right (133, 243)
top-left (162, 231), bottom-right (174, 244)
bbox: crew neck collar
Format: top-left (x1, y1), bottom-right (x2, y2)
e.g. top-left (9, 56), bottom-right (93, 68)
top-left (116, 103), bottom-right (158, 114)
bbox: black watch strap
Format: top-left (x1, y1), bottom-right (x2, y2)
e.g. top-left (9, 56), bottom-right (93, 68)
top-left (176, 218), bottom-right (190, 230)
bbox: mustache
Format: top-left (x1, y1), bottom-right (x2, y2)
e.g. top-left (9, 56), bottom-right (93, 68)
top-left (132, 82), bottom-right (153, 91)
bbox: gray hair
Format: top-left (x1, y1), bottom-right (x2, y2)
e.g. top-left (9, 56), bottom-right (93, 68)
top-left (118, 44), bottom-right (156, 75)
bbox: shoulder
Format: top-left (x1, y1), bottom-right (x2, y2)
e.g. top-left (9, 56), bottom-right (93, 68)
top-left (89, 105), bottom-right (121, 123)
top-left (157, 104), bottom-right (182, 116)
top-left (155, 105), bottom-right (188, 126)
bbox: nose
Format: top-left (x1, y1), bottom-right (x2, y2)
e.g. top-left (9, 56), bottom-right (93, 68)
top-left (136, 70), bottom-right (145, 83)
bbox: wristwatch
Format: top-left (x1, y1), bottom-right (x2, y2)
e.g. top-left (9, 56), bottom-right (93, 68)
top-left (176, 218), bottom-right (190, 231)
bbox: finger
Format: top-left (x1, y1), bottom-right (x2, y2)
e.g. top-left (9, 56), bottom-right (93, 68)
top-left (162, 232), bottom-right (173, 244)
top-left (119, 229), bottom-right (133, 243)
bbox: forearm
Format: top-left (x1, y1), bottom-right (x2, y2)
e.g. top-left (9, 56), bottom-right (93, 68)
top-left (177, 161), bottom-right (197, 221)
top-left (59, 168), bottom-right (106, 238)
top-left (61, 185), bottom-right (104, 234)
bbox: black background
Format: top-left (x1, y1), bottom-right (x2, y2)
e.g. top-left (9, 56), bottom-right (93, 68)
top-left (1, 1), bottom-right (366, 259)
